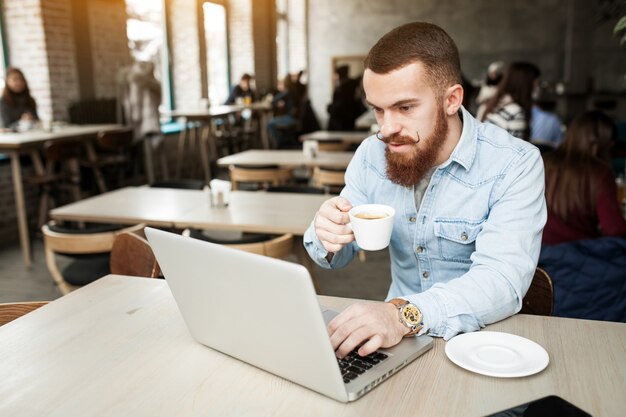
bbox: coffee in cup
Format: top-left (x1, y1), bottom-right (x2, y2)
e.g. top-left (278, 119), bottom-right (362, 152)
top-left (354, 212), bottom-right (389, 220)
top-left (348, 204), bottom-right (395, 251)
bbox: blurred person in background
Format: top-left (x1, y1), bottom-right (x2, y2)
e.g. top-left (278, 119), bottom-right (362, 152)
top-left (267, 75), bottom-right (300, 148)
top-left (542, 110), bottom-right (626, 245)
top-left (0, 67), bottom-right (38, 130)
top-left (477, 62), bottom-right (539, 141)
top-left (327, 65), bottom-right (366, 131)
top-left (475, 61), bottom-right (504, 107)
top-left (225, 73), bottom-right (257, 105)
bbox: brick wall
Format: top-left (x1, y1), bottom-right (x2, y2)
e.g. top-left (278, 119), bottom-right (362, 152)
top-left (167, 0), bottom-right (203, 109)
top-left (41, 0), bottom-right (80, 121)
top-left (3, 0), bottom-right (54, 121)
top-left (228, 0), bottom-right (255, 87)
top-left (287, 0), bottom-right (307, 75)
top-left (88, 0), bottom-right (132, 99)
top-left (2, 0), bottom-right (129, 121)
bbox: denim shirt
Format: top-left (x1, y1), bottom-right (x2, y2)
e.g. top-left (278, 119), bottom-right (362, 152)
top-left (304, 107), bottom-right (547, 340)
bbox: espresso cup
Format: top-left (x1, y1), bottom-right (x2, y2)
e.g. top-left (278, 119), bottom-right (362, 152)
top-left (348, 204), bottom-right (395, 251)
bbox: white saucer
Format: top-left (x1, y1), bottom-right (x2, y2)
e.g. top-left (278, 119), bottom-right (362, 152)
top-left (445, 331), bottom-right (549, 378)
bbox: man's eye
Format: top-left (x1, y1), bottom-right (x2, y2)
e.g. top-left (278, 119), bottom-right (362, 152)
top-left (399, 106), bottom-right (412, 112)
top-left (371, 107), bottom-right (383, 114)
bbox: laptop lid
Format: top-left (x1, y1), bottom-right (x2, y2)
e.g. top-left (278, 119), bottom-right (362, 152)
top-left (145, 227), bottom-right (432, 402)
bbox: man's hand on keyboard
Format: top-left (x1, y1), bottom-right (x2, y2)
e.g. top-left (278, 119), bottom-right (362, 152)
top-left (327, 302), bottom-right (408, 358)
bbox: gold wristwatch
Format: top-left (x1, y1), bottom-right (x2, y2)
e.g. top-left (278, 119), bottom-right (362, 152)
top-left (389, 298), bottom-right (423, 337)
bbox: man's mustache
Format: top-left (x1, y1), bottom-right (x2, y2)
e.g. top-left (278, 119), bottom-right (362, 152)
top-left (379, 133), bottom-right (419, 145)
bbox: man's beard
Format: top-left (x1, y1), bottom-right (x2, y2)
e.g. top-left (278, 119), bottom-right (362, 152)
top-left (383, 107), bottom-right (449, 187)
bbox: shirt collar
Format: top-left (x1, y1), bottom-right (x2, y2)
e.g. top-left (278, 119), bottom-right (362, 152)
top-left (443, 106), bottom-right (477, 172)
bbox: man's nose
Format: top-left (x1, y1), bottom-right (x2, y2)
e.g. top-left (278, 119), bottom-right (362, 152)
top-left (380, 116), bottom-right (402, 138)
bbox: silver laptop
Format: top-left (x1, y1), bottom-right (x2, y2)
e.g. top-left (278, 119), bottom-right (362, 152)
top-left (145, 227), bottom-right (432, 402)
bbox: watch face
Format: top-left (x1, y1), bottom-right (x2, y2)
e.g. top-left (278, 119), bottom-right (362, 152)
top-left (401, 304), bottom-right (422, 326)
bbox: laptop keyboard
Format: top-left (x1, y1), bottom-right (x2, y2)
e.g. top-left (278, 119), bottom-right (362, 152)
top-left (337, 349), bottom-right (388, 383)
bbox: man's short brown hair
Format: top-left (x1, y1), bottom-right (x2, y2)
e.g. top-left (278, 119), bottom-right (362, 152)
top-left (364, 22), bottom-right (462, 93)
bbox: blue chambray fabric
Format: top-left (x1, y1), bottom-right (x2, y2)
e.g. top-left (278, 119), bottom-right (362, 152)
top-left (304, 107), bottom-right (547, 340)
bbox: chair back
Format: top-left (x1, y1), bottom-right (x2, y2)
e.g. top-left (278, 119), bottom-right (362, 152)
top-left (317, 140), bottom-right (351, 152)
top-left (313, 166), bottom-right (345, 193)
top-left (0, 302), bottom-right (49, 326)
top-left (42, 222), bottom-right (146, 295)
top-left (229, 165), bottom-right (293, 190)
top-left (96, 128), bottom-right (134, 151)
top-left (227, 233), bottom-right (294, 259)
top-left (520, 267), bottom-right (554, 316)
top-left (110, 231), bottom-right (161, 278)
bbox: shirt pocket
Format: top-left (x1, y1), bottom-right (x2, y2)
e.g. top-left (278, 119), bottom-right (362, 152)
top-left (433, 218), bottom-right (484, 263)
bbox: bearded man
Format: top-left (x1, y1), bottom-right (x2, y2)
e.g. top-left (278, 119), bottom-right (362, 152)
top-left (303, 22), bottom-right (546, 358)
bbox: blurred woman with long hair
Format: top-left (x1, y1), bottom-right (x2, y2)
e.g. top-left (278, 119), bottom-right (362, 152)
top-left (542, 110), bottom-right (626, 244)
top-left (0, 67), bottom-right (38, 129)
top-left (477, 61), bottom-right (539, 141)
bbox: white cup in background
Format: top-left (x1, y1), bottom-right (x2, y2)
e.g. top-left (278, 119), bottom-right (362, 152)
top-left (303, 140), bottom-right (318, 159)
top-left (348, 204), bottom-right (395, 251)
top-left (208, 179), bottom-right (232, 208)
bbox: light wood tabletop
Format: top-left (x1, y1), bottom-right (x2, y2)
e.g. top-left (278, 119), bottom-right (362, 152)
top-left (299, 130), bottom-right (370, 143)
top-left (164, 103), bottom-right (272, 120)
top-left (49, 186), bottom-right (327, 235)
top-left (0, 275), bottom-right (623, 416)
top-left (217, 149), bottom-right (354, 169)
top-left (0, 124), bottom-right (123, 267)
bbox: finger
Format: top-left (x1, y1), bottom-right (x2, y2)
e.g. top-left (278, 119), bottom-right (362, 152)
top-left (315, 225), bottom-right (354, 246)
top-left (357, 334), bottom-right (384, 357)
top-left (332, 196), bottom-right (353, 213)
top-left (316, 215), bottom-right (353, 236)
top-left (335, 326), bottom-right (374, 358)
top-left (318, 205), bottom-right (351, 227)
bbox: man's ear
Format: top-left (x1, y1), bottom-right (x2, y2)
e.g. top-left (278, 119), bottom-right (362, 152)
top-left (444, 84), bottom-right (464, 116)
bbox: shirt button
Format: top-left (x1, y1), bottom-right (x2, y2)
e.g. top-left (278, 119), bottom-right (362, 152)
top-left (422, 271), bottom-right (430, 279)
top-left (416, 246), bottom-right (424, 253)
top-left (409, 216), bottom-right (416, 222)
top-left (460, 232), bottom-right (468, 241)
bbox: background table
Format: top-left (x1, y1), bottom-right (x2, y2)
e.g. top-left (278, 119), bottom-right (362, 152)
top-left (50, 186), bottom-right (327, 235)
top-left (299, 130), bottom-right (369, 144)
top-left (0, 275), bottom-right (623, 416)
top-left (0, 124), bottom-right (123, 266)
top-left (50, 186), bottom-right (328, 278)
top-left (217, 149), bottom-right (354, 169)
top-left (165, 103), bottom-right (274, 181)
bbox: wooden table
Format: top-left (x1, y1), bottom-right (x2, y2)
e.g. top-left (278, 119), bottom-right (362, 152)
top-left (0, 275), bottom-right (623, 416)
top-left (49, 186), bottom-right (327, 235)
top-left (0, 124), bottom-right (123, 267)
top-left (217, 149), bottom-right (354, 169)
top-left (165, 103), bottom-right (274, 181)
top-left (299, 130), bottom-right (369, 144)
top-left (49, 186), bottom-right (327, 282)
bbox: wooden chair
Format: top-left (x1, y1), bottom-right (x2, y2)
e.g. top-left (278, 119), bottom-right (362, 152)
top-left (229, 165), bottom-right (293, 190)
top-left (84, 127), bottom-right (135, 193)
top-left (183, 229), bottom-right (294, 260)
top-left (0, 301), bottom-right (49, 326)
top-left (226, 233), bottom-right (294, 259)
top-left (42, 222), bottom-right (146, 295)
top-left (520, 267), bottom-right (554, 316)
top-left (312, 166), bottom-right (345, 194)
top-left (24, 140), bottom-right (83, 228)
top-left (317, 140), bottom-right (351, 152)
top-left (110, 231), bottom-right (161, 278)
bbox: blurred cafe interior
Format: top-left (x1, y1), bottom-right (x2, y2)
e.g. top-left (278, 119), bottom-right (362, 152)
top-left (0, 0), bottom-right (625, 415)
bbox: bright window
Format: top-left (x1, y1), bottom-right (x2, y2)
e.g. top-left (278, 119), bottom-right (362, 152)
top-left (203, 2), bottom-right (229, 106)
top-left (125, 0), bottom-right (171, 110)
